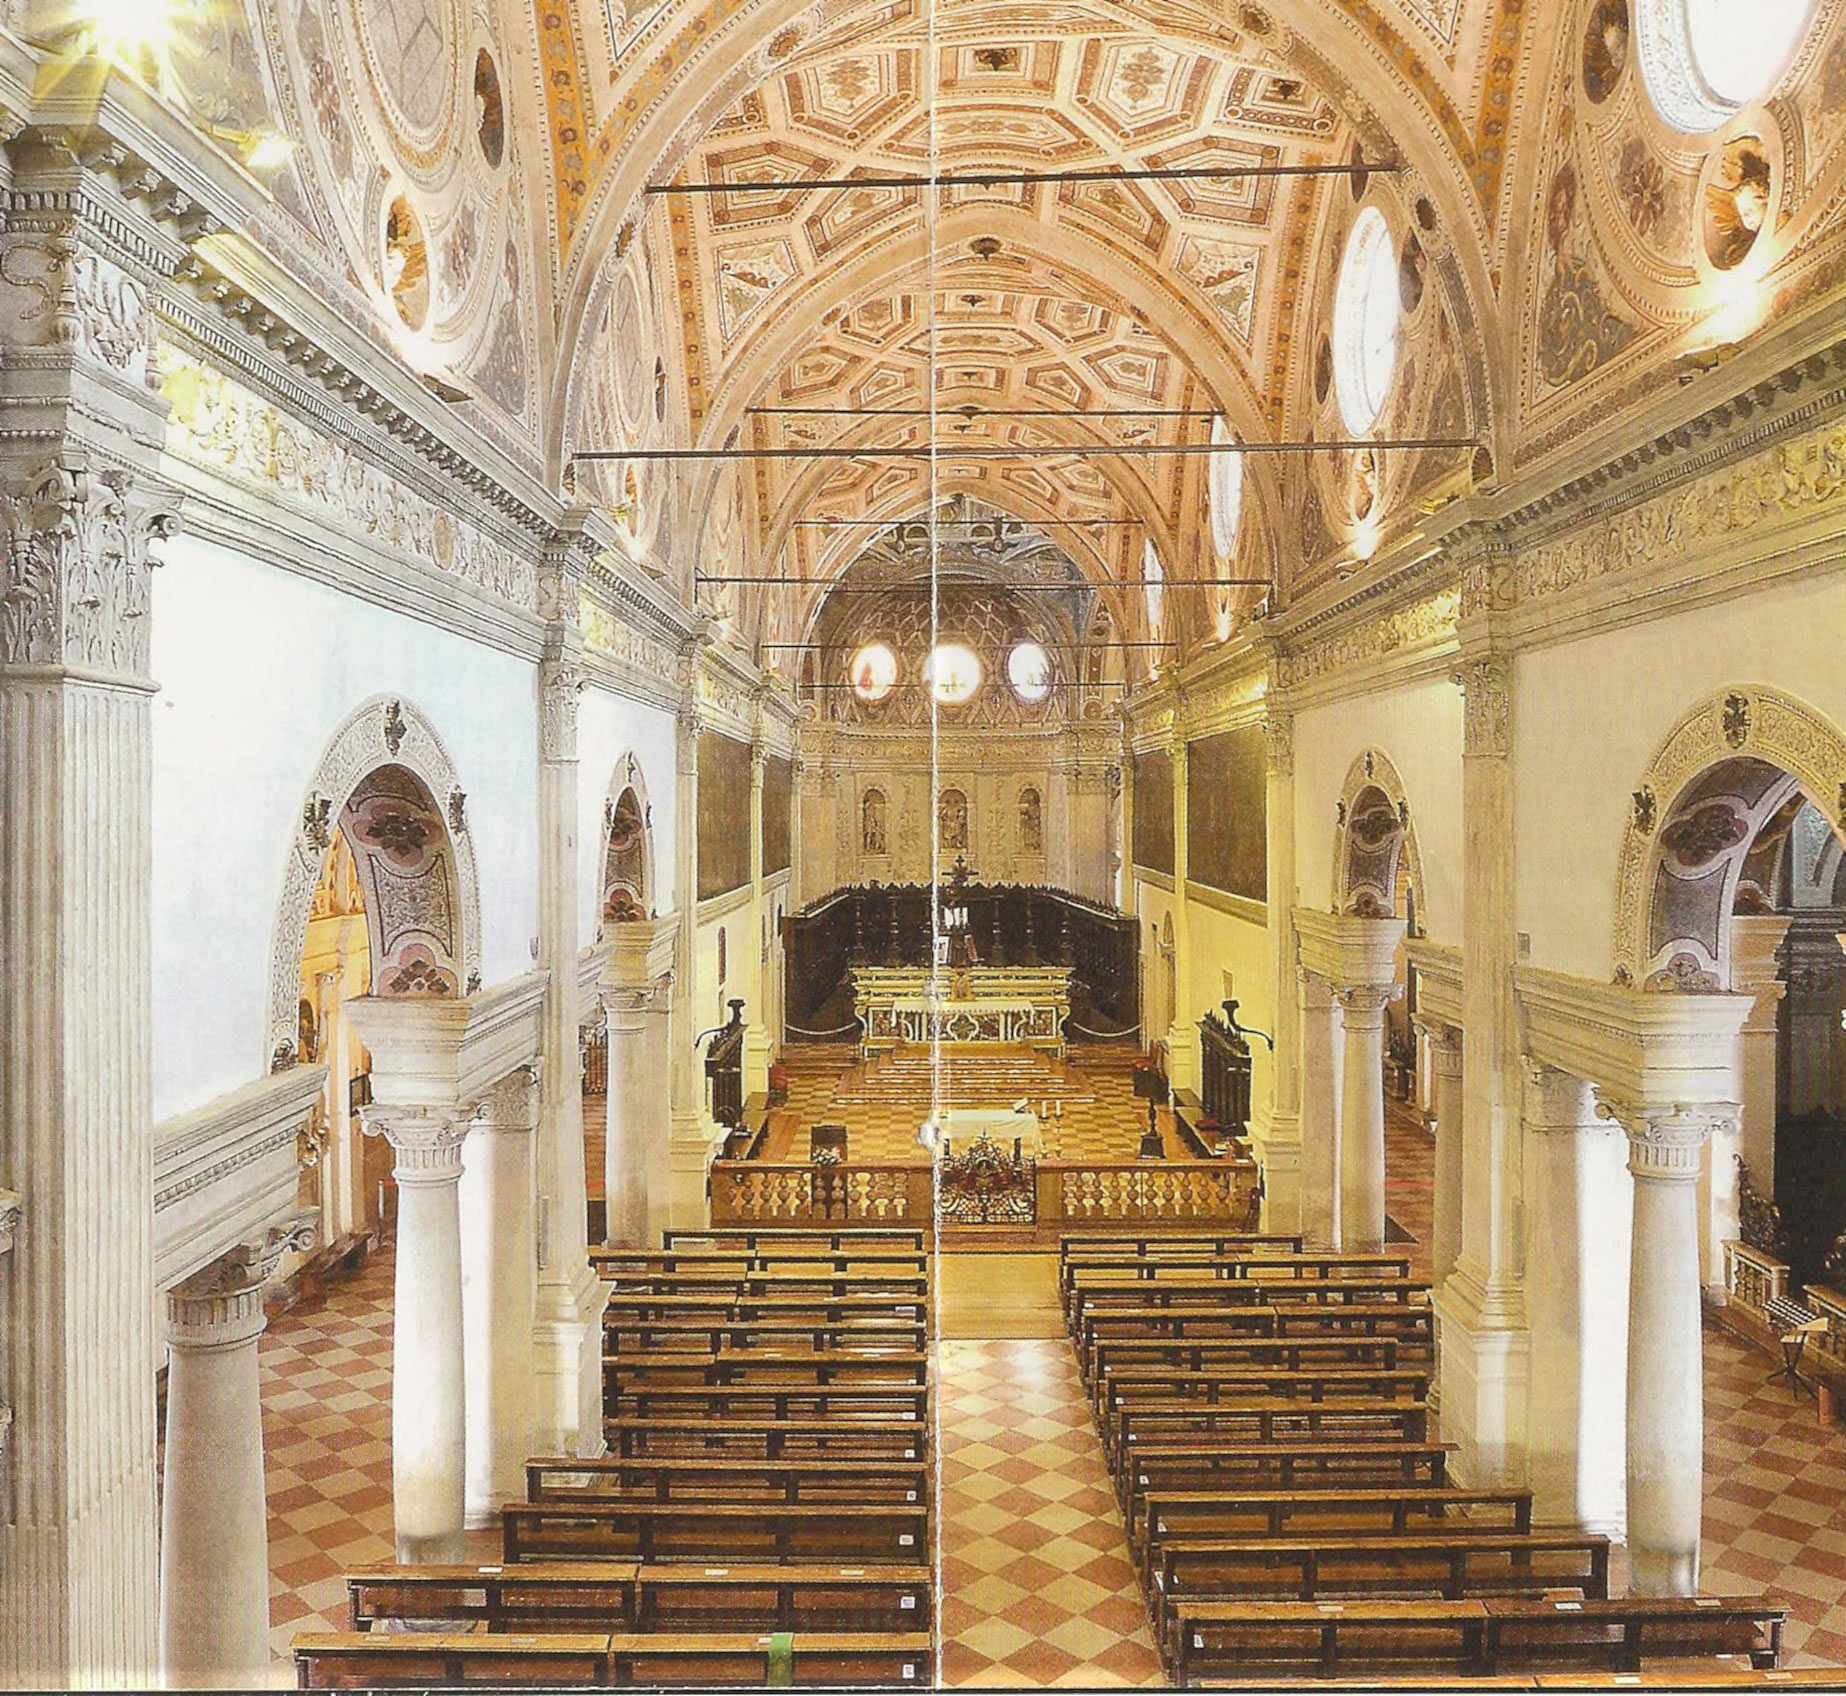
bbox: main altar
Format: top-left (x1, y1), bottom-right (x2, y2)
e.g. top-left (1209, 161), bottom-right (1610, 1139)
top-left (851, 965), bottom-right (1072, 1057)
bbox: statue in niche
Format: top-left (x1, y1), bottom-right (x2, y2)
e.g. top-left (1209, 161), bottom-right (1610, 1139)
top-left (939, 787), bottom-right (969, 852)
top-left (862, 788), bottom-right (888, 857)
top-left (1020, 786), bottom-right (1044, 856)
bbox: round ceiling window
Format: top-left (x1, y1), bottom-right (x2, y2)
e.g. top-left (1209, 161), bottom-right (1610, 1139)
top-left (849, 642), bottom-right (898, 702)
top-left (1332, 205), bottom-right (1400, 437)
top-left (1208, 415), bottom-right (1244, 558)
top-left (1638, 0), bottom-right (1816, 133)
top-left (1007, 641), bottom-right (1053, 703)
top-left (925, 642), bottom-right (983, 706)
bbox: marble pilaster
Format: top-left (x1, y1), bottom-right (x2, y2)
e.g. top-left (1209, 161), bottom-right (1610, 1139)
top-left (1256, 700), bottom-right (1302, 1232)
top-left (1297, 972), bottom-right (1342, 1250)
top-left (1164, 731), bottom-right (1199, 1093)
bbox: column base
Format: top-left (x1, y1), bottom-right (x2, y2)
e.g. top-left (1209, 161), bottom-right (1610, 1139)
top-left (1432, 1271), bottom-right (1530, 1488)
top-left (1251, 1110), bottom-right (1302, 1235)
top-left (530, 1266), bottom-right (611, 1460)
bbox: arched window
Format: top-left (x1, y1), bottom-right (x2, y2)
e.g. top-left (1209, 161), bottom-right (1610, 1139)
top-left (1333, 206), bottom-right (1400, 436)
top-left (1007, 641), bottom-right (1052, 703)
top-left (1142, 539), bottom-right (1165, 637)
top-left (1638, 0), bottom-right (1816, 132)
top-left (1208, 416), bottom-right (1244, 558)
top-left (1019, 787), bottom-right (1044, 856)
top-left (861, 788), bottom-right (888, 856)
top-left (938, 788), bottom-right (969, 852)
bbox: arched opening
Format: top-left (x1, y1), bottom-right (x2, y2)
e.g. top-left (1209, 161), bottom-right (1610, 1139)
top-left (1644, 755), bottom-right (1846, 1292)
top-left (601, 785), bottom-right (652, 927)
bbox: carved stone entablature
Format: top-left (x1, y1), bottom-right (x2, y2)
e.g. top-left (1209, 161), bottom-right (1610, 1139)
top-left (1276, 589), bottom-right (1461, 695)
top-left (579, 591), bottom-right (683, 708)
top-left (0, 455), bottom-right (177, 675)
top-left (0, 229), bottom-right (161, 392)
top-left (159, 354), bottom-right (540, 613)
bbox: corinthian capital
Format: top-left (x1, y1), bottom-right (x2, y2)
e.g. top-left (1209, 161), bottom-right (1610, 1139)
top-left (1335, 983), bottom-right (1400, 1021)
top-left (1, 455), bottom-right (177, 675)
top-left (1263, 706), bottom-right (1294, 778)
top-left (1596, 1096), bottom-right (1737, 1181)
top-left (360, 1104), bottom-right (472, 1180)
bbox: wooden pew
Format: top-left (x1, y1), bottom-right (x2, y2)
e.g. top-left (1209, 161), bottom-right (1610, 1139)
top-left (345, 1563), bottom-right (636, 1633)
top-left (634, 1563), bottom-right (932, 1632)
top-left (602, 1291), bottom-right (932, 1325)
top-left (525, 1453), bottom-right (929, 1507)
top-left (1151, 1531), bottom-right (1612, 1649)
top-left (1531, 1672), bottom-right (1840, 1689)
top-left (603, 1381), bottom-right (930, 1421)
top-left (1088, 1333), bottom-right (1410, 1387)
top-left (1061, 1253), bottom-right (1412, 1319)
top-left (603, 1415), bottom-right (927, 1461)
top-left (295, 1630), bottom-right (933, 1689)
top-left (500, 1499), bottom-right (929, 1563)
top-left (1117, 1439), bottom-right (1451, 1500)
top-left (662, 1227), bottom-right (930, 1256)
top-left (295, 1631), bottom-right (614, 1688)
top-left (1483, 1596), bottom-right (1787, 1672)
top-left (1059, 1232), bottom-right (1303, 1260)
top-left (1131, 1486), bottom-right (1533, 1583)
top-left (1114, 1396), bottom-right (1432, 1456)
top-left (1169, 1598), bottom-right (1489, 1686)
top-left (604, 1267), bottom-right (932, 1301)
top-left (602, 1316), bottom-right (930, 1356)
top-left (602, 1348), bottom-right (930, 1393)
top-left (1098, 1366), bottom-right (1428, 1451)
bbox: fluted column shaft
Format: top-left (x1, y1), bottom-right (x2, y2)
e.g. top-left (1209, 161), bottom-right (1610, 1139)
top-left (1613, 1102), bottom-right (1728, 1595)
top-left (668, 707), bottom-right (710, 1228)
top-left (370, 1107), bottom-right (471, 1561)
top-left (1298, 974), bottom-right (1342, 1250)
top-left (1337, 986), bottom-right (1393, 1253)
top-left (602, 988), bottom-right (664, 1246)
top-left (1165, 733), bottom-right (1198, 1092)
top-left (459, 1071), bottom-right (538, 1524)
top-left (1260, 704), bottom-right (1302, 1231)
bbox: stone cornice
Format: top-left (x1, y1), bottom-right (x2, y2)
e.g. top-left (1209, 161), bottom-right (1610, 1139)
top-left (1294, 907), bottom-right (1406, 990)
top-left (1404, 938), bottom-right (1463, 1033)
top-left (344, 973), bottom-right (549, 1114)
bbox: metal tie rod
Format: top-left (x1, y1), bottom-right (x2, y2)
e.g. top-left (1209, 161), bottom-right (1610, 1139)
top-left (648, 159), bottom-right (1400, 194)
top-left (574, 437), bottom-right (1474, 463)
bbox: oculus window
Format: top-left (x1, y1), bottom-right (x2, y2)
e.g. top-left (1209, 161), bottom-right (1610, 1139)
top-left (849, 642), bottom-right (898, 702)
top-left (925, 642), bottom-right (982, 705)
top-left (1007, 641), bottom-right (1053, 703)
top-left (1638, 0), bottom-right (1816, 132)
top-left (1332, 205), bottom-right (1399, 437)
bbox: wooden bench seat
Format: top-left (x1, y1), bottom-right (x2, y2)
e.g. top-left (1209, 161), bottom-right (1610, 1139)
top-left (500, 1499), bottom-right (930, 1563)
top-left (1059, 1232), bottom-right (1303, 1259)
top-left (1151, 1530), bottom-right (1612, 1647)
top-left (602, 1317), bottom-right (931, 1356)
top-left (603, 1414), bottom-right (926, 1459)
top-left (1483, 1595), bottom-right (1787, 1672)
top-left (345, 1563), bottom-right (636, 1633)
top-left (1169, 1597), bottom-right (1489, 1685)
top-left (602, 1348), bottom-right (930, 1391)
top-left (1530, 1671), bottom-right (1840, 1688)
top-left (604, 1270), bottom-right (933, 1301)
top-left (633, 1562), bottom-right (932, 1632)
top-left (1120, 1436), bottom-right (1450, 1520)
top-left (1089, 1334), bottom-right (1410, 1383)
top-left (1098, 1370), bottom-right (1430, 1453)
top-left (662, 1228), bottom-right (930, 1255)
top-left (1112, 1395), bottom-right (1431, 1453)
top-left (294, 1630), bottom-right (932, 1689)
top-left (1131, 1486), bottom-right (1533, 1580)
top-left (605, 1381), bottom-right (928, 1420)
top-left (603, 1291), bottom-right (931, 1322)
top-left (1068, 1273), bottom-right (1422, 1330)
top-left (525, 1454), bottom-right (928, 1507)
top-left (295, 1630), bottom-right (616, 1688)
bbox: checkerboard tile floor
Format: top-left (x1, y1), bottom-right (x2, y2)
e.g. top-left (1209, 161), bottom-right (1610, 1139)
top-left (937, 1338), bottom-right (1165, 1688)
top-left (259, 1243), bottom-right (399, 1671)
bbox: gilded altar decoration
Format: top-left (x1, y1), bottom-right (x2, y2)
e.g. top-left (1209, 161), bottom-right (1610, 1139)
top-left (938, 1133), bottom-right (1036, 1225)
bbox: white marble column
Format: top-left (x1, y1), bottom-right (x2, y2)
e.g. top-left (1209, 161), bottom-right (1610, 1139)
top-left (158, 1224), bottom-right (311, 1688)
top-left (1298, 973), bottom-right (1343, 1250)
top-left (1258, 701), bottom-right (1303, 1232)
top-left (646, 987), bottom-right (678, 1249)
top-left (1522, 1069), bottom-right (1629, 1536)
top-left (0, 167), bottom-right (179, 1675)
top-left (530, 617), bottom-right (609, 1459)
top-left (1165, 732), bottom-right (1199, 1093)
top-left (601, 986), bottom-right (661, 1247)
top-left (1728, 913), bottom-right (1791, 1211)
top-left (668, 702), bottom-right (714, 1227)
top-left (368, 1105), bottom-right (472, 1561)
top-left (1422, 1022), bottom-right (1465, 1288)
top-left (459, 1069), bottom-right (537, 1525)
top-left (1609, 1100), bottom-right (1729, 1595)
top-left (1337, 985), bottom-right (1395, 1253)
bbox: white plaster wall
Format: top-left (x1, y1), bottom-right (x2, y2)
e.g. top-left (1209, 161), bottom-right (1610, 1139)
top-left (1516, 571), bottom-right (1846, 980)
top-left (1293, 678), bottom-right (1465, 942)
top-left (578, 687), bottom-right (680, 934)
top-left (1187, 900), bottom-right (1276, 1118)
top-left (150, 534), bottom-right (541, 1121)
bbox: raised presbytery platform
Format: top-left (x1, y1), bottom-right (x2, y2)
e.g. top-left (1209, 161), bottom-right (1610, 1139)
top-left (852, 965), bottom-right (1072, 1056)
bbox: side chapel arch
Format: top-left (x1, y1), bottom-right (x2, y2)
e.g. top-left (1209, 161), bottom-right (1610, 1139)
top-left (1331, 748), bottom-right (1428, 928)
top-left (1614, 686), bottom-right (1846, 988)
top-left (268, 696), bottom-right (483, 1065)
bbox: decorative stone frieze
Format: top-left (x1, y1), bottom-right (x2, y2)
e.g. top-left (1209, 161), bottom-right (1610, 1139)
top-left (1277, 589), bottom-right (1461, 693)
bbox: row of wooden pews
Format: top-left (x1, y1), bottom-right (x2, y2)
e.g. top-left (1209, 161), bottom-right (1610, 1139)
top-left (1062, 1232), bottom-right (1794, 1688)
top-left (295, 1227), bottom-right (935, 1689)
